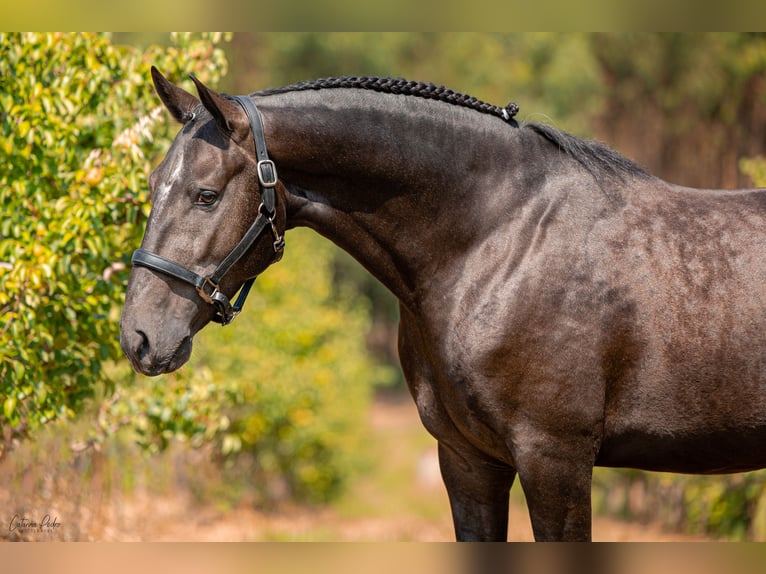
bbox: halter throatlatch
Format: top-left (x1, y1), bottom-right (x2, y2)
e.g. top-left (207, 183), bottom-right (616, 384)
top-left (131, 95), bottom-right (284, 326)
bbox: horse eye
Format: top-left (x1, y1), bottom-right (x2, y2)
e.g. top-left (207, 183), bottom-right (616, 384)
top-left (195, 190), bottom-right (219, 205)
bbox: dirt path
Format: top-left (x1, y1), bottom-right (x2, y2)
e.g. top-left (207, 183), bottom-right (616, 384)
top-left (121, 394), bottom-right (707, 542)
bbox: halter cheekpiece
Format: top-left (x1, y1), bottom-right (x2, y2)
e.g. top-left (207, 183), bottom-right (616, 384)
top-left (131, 95), bottom-right (285, 326)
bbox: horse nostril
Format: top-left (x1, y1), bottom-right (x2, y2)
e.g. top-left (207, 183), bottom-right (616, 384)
top-left (135, 330), bottom-right (150, 361)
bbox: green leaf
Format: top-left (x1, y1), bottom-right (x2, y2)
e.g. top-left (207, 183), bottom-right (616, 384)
top-left (3, 395), bottom-right (16, 420)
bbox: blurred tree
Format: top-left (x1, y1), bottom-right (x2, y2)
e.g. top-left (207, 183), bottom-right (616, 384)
top-left (591, 33), bottom-right (766, 188)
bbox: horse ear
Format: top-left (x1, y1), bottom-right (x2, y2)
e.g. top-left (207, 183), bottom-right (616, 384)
top-left (151, 66), bottom-right (200, 124)
top-left (189, 74), bottom-right (248, 138)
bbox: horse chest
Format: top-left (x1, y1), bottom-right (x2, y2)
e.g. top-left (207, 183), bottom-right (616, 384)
top-left (398, 306), bottom-right (526, 463)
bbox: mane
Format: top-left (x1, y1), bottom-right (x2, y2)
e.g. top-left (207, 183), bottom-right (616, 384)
top-left (255, 75), bottom-right (649, 182)
top-left (254, 76), bottom-right (520, 125)
top-left (526, 122), bottom-right (650, 182)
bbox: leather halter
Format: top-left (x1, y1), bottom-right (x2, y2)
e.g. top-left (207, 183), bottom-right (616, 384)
top-left (131, 96), bottom-right (285, 326)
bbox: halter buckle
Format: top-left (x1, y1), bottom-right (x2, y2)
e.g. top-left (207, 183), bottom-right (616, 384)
top-left (196, 276), bottom-right (220, 305)
top-left (257, 160), bottom-right (278, 188)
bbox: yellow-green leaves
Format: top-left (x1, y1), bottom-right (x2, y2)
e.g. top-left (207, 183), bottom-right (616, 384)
top-left (0, 33), bottom-right (229, 456)
top-left (741, 156), bottom-right (766, 187)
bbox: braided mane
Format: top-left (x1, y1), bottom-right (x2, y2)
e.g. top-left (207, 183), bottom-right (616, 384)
top-left (254, 76), bottom-right (520, 125)
top-left (255, 75), bottom-right (649, 182)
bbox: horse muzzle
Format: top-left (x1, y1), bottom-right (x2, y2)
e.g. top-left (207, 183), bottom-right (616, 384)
top-left (119, 323), bottom-right (193, 376)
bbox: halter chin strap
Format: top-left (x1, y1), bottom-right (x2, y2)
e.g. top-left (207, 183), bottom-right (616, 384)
top-left (131, 95), bottom-right (285, 326)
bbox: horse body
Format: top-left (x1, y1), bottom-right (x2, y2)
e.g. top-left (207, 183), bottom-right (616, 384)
top-left (594, 184), bottom-right (766, 474)
top-left (120, 70), bottom-right (766, 540)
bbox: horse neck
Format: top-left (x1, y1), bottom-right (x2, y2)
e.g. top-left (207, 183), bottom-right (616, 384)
top-left (256, 88), bottom-right (527, 308)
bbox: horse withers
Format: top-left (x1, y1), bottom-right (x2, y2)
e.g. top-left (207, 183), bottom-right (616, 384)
top-left (121, 68), bottom-right (766, 540)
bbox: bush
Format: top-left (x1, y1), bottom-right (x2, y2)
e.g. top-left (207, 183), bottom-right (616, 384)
top-left (0, 32), bottom-right (229, 454)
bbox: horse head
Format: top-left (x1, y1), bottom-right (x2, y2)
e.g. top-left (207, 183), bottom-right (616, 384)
top-left (120, 68), bottom-right (285, 376)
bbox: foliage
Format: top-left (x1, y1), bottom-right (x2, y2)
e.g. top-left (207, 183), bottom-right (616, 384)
top-left (741, 155), bottom-right (766, 187)
top-left (591, 33), bottom-right (766, 122)
top-left (0, 32), bottom-right (231, 455)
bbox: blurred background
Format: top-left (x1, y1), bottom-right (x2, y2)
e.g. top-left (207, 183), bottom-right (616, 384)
top-left (2, 32), bottom-right (766, 542)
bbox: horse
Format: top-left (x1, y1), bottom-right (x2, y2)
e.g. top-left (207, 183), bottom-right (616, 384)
top-left (120, 67), bottom-right (766, 541)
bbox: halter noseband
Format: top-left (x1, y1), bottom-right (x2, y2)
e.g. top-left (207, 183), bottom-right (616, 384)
top-left (131, 95), bottom-right (285, 326)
